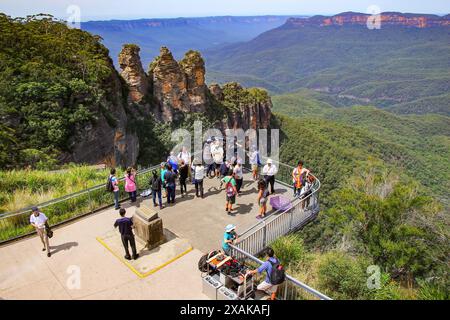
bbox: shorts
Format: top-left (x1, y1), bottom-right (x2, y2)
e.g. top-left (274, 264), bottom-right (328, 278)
top-left (226, 195), bottom-right (236, 204)
top-left (257, 281), bottom-right (278, 294)
top-left (259, 198), bottom-right (267, 207)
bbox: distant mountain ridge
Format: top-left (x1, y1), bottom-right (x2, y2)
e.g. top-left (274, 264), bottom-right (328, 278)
top-left (285, 12), bottom-right (450, 28)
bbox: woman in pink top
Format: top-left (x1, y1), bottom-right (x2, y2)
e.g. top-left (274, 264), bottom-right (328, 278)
top-left (125, 167), bottom-right (137, 203)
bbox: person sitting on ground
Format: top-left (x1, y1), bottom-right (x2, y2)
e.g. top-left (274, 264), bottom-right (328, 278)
top-left (262, 159), bottom-right (278, 194)
top-left (257, 179), bottom-right (270, 219)
top-left (124, 167), bottom-right (137, 203)
top-left (222, 224), bottom-right (238, 256)
top-left (246, 247), bottom-right (282, 300)
top-left (192, 159), bottom-right (205, 198)
top-left (292, 160), bottom-right (310, 197)
top-left (30, 206), bottom-right (51, 257)
top-left (114, 208), bottom-right (139, 260)
top-left (178, 160), bottom-right (189, 197)
top-left (164, 164), bottom-right (177, 204)
top-left (222, 169), bottom-right (238, 214)
top-left (150, 170), bottom-right (163, 209)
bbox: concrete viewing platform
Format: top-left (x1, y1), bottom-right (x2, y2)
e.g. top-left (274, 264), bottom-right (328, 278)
top-left (0, 173), bottom-right (291, 300)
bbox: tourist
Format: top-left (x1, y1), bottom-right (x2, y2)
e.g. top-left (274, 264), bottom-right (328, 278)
top-left (30, 207), bottom-right (51, 257)
top-left (192, 159), bottom-right (205, 198)
top-left (246, 247), bottom-right (283, 300)
top-left (292, 160), bottom-right (310, 197)
top-left (248, 146), bottom-right (261, 181)
top-left (262, 159), bottom-right (277, 194)
top-left (178, 160), bottom-right (189, 197)
top-left (177, 146), bottom-right (191, 180)
top-left (109, 168), bottom-right (121, 210)
top-left (222, 170), bottom-right (238, 214)
top-left (222, 224), bottom-right (238, 256)
top-left (233, 160), bottom-right (244, 194)
top-left (167, 151), bottom-right (179, 174)
top-left (150, 170), bottom-right (163, 209)
top-left (124, 167), bottom-right (137, 203)
top-left (204, 138), bottom-right (215, 178)
top-left (257, 179), bottom-right (269, 219)
top-left (219, 160), bottom-right (230, 188)
top-left (300, 172), bottom-right (315, 209)
top-left (212, 139), bottom-right (224, 178)
top-left (160, 162), bottom-right (168, 198)
top-left (164, 164), bottom-right (177, 204)
top-left (114, 208), bottom-right (139, 260)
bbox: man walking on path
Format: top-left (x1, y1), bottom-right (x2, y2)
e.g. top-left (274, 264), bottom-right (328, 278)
top-left (114, 208), bottom-right (139, 260)
top-left (262, 159), bottom-right (278, 194)
top-left (192, 159), bottom-right (205, 198)
top-left (233, 160), bottom-right (244, 194)
top-left (30, 207), bottom-right (51, 257)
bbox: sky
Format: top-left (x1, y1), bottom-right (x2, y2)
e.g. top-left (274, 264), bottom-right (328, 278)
top-left (0, 0), bottom-right (448, 21)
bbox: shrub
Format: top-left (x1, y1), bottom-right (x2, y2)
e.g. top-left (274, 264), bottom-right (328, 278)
top-left (271, 234), bottom-right (307, 267)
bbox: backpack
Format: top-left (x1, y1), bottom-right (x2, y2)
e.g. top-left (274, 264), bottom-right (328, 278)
top-left (151, 177), bottom-right (160, 191)
top-left (269, 259), bottom-right (286, 285)
top-left (226, 180), bottom-right (235, 197)
top-left (106, 176), bottom-right (114, 192)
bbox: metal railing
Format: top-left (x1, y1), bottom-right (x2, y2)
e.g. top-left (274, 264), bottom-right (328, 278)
top-left (230, 244), bottom-right (332, 300)
top-left (238, 157), bottom-right (321, 257)
top-left (0, 164), bottom-right (160, 243)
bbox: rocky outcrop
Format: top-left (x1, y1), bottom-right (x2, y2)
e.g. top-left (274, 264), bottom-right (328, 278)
top-left (148, 47), bottom-right (210, 121)
top-left (118, 44), bottom-right (149, 104)
top-left (210, 82), bottom-right (272, 131)
top-left (69, 66), bottom-right (139, 168)
top-left (285, 12), bottom-right (450, 28)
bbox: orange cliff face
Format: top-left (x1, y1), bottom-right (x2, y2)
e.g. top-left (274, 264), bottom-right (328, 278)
top-left (286, 12), bottom-right (450, 28)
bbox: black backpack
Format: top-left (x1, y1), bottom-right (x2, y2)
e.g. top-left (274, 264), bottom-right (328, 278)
top-left (269, 259), bottom-right (286, 285)
top-left (106, 176), bottom-right (114, 192)
top-left (151, 177), bottom-right (161, 191)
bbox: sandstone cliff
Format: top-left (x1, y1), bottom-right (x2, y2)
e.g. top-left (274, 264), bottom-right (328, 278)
top-left (118, 45), bottom-right (272, 131)
top-left (286, 12), bottom-right (450, 28)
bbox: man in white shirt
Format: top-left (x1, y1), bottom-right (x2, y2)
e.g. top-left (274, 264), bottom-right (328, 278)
top-left (30, 206), bottom-right (51, 257)
top-left (262, 159), bottom-right (278, 194)
top-left (248, 147), bottom-right (260, 181)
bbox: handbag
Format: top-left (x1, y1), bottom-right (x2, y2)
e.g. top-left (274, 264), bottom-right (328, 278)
top-left (45, 222), bottom-right (53, 238)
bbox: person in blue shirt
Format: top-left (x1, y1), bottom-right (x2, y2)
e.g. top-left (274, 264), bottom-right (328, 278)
top-left (246, 247), bottom-right (279, 300)
top-left (222, 224), bottom-right (238, 255)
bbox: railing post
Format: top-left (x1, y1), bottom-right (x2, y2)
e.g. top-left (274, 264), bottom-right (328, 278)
top-left (262, 221), bottom-right (267, 248)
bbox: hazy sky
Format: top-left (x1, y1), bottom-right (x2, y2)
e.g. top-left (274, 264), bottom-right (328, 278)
top-left (0, 0), bottom-right (448, 21)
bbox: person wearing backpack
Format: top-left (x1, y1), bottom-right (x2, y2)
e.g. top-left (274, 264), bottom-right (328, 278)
top-left (256, 179), bottom-right (269, 219)
top-left (150, 170), bottom-right (163, 209)
top-left (221, 170), bottom-right (238, 214)
top-left (124, 167), bottom-right (137, 203)
top-left (107, 168), bottom-right (121, 210)
top-left (292, 160), bottom-right (310, 197)
top-left (246, 247), bottom-right (285, 300)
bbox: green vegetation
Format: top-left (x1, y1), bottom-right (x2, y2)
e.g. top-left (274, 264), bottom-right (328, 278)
top-left (0, 14), bottom-right (120, 169)
top-left (206, 25), bottom-right (450, 115)
top-left (271, 89), bottom-right (449, 299)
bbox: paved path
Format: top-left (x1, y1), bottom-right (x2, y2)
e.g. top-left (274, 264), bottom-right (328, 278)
top-left (0, 173), bottom-right (290, 300)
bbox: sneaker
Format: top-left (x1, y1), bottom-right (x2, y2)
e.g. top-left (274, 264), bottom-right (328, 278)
top-left (47, 252), bottom-right (51, 257)
top-left (153, 203), bottom-right (158, 207)
top-left (256, 215), bottom-right (262, 220)
top-left (133, 254), bottom-right (139, 260)
top-left (42, 248), bottom-right (46, 251)
top-left (124, 255), bottom-right (131, 260)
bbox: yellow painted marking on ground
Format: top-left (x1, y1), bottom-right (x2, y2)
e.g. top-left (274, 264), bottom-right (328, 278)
top-left (96, 236), bottom-right (193, 278)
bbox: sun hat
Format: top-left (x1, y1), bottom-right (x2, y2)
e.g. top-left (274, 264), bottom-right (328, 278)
top-left (267, 159), bottom-right (273, 164)
top-left (225, 224), bottom-right (236, 232)
top-left (31, 206), bottom-right (39, 212)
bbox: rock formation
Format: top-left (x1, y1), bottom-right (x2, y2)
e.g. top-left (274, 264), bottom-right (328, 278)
top-left (286, 12), bottom-right (450, 28)
top-left (118, 44), bottom-right (149, 104)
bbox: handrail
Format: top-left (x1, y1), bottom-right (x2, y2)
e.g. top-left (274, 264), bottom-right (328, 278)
top-left (230, 244), bottom-right (332, 300)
